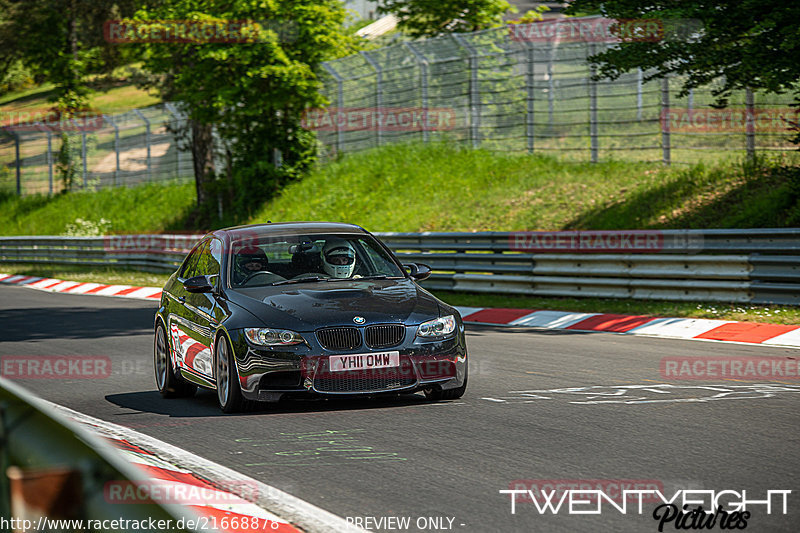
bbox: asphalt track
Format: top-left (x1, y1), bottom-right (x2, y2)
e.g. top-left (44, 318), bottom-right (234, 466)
top-left (1, 285), bottom-right (799, 532)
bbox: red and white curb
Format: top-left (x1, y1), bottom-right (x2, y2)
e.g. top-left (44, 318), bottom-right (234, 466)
top-left (0, 273), bottom-right (163, 300)
top-left (44, 401), bottom-right (364, 533)
top-left (454, 307), bottom-right (800, 349)
top-left (3, 272), bottom-right (798, 350)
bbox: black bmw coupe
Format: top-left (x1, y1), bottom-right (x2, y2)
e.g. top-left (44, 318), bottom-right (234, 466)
top-left (154, 222), bottom-right (468, 412)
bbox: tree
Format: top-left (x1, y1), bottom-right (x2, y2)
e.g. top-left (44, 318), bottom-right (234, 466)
top-left (378, 0), bottom-right (514, 38)
top-left (132, 1), bottom-right (358, 219)
top-left (0, 0), bottom-right (142, 113)
top-left (565, 1), bottom-right (800, 106)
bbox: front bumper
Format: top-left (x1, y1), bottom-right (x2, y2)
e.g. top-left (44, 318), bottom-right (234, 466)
top-left (228, 325), bottom-right (467, 402)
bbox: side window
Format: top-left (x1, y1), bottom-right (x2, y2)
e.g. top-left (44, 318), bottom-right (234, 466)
top-left (200, 239), bottom-right (223, 286)
top-left (180, 241), bottom-right (208, 279)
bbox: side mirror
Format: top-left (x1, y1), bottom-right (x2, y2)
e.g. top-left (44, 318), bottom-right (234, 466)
top-left (403, 263), bottom-right (432, 282)
top-left (183, 275), bottom-right (214, 293)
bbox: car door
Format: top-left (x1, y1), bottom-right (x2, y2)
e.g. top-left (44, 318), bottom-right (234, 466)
top-left (169, 239), bottom-right (221, 381)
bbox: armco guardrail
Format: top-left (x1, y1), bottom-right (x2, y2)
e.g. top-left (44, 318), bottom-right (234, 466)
top-left (0, 377), bottom-right (197, 527)
top-left (0, 229), bottom-right (798, 304)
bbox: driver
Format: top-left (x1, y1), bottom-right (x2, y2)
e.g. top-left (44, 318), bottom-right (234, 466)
top-left (233, 247), bottom-right (268, 284)
top-left (321, 239), bottom-right (356, 279)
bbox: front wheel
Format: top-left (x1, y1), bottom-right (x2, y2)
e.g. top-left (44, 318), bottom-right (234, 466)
top-left (154, 322), bottom-right (196, 398)
top-left (424, 360), bottom-right (468, 401)
top-left (215, 334), bottom-right (246, 413)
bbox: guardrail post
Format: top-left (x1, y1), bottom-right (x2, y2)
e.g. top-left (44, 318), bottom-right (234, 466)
top-left (103, 114), bottom-right (120, 186)
top-left (661, 77), bottom-right (671, 166)
top-left (405, 43), bottom-right (430, 143)
top-left (636, 68), bottom-right (643, 121)
top-left (134, 109), bottom-right (152, 180)
top-left (322, 63), bottom-right (344, 155)
top-left (745, 87), bottom-right (755, 161)
top-left (525, 41), bottom-right (535, 153)
top-left (453, 34), bottom-right (480, 148)
top-left (588, 43), bottom-right (598, 163)
top-left (360, 51), bottom-right (383, 147)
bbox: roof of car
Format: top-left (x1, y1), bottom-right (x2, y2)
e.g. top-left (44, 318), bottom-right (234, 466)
top-left (216, 222), bottom-right (368, 240)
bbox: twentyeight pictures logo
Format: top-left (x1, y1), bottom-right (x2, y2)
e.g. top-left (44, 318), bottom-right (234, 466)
top-left (499, 487), bottom-right (791, 531)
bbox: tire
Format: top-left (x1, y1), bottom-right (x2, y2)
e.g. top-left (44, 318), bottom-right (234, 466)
top-left (424, 360), bottom-right (468, 401)
top-left (215, 333), bottom-right (246, 413)
top-left (154, 322), bottom-right (197, 398)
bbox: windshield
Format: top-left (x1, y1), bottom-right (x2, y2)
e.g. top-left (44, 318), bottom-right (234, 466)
top-left (228, 233), bottom-right (405, 288)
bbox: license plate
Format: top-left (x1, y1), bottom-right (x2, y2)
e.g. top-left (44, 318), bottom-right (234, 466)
top-left (329, 351), bottom-right (400, 372)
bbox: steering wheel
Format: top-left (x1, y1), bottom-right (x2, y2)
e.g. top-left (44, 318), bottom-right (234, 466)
top-left (240, 271), bottom-right (281, 286)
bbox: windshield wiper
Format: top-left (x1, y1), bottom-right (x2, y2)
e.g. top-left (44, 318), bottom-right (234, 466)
top-left (358, 275), bottom-right (403, 280)
top-left (270, 277), bottom-right (328, 286)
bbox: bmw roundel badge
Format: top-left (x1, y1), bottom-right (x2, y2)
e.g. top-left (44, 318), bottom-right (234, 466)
top-left (353, 316), bottom-right (366, 324)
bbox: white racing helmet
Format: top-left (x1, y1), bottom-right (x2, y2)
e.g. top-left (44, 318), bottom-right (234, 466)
top-left (321, 239), bottom-right (356, 278)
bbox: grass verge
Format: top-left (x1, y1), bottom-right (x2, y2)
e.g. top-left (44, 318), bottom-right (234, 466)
top-left (1, 263), bottom-right (796, 325)
top-left (0, 182), bottom-right (196, 236)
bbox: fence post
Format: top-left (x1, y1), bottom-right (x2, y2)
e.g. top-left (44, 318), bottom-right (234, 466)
top-left (134, 109), bottom-right (152, 180)
top-left (745, 87), bottom-right (755, 161)
top-left (547, 43), bottom-right (556, 131)
top-left (103, 114), bottom-right (120, 186)
top-left (688, 88), bottom-right (694, 113)
top-left (36, 124), bottom-right (53, 195)
top-left (525, 41), bottom-right (535, 153)
top-left (162, 104), bottom-right (181, 178)
top-left (360, 51), bottom-right (383, 147)
top-left (405, 42), bottom-right (430, 143)
top-left (661, 77), bottom-right (671, 166)
top-left (453, 34), bottom-right (480, 148)
top-left (322, 63), bottom-right (344, 155)
top-left (13, 132), bottom-right (21, 196)
top-left (80, 128), bottom-right (87, 189)
top-left (588, 43), bottom-right (598, 163)
top-left (636, 68), bottom-right (643, 121)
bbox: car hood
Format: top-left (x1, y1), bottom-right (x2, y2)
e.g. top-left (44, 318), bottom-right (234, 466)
top-left (226, 278), bottom-right (441, 331)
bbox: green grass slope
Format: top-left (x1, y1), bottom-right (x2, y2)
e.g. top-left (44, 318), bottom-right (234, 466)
top-left (251, 143), bottom-right (800, 231)
top-left (0, 183), bottom-right (195, 236)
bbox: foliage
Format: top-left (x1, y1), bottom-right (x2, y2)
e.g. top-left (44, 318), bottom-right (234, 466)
top-left (565, 0), bottom-right (800, 144)
top-left (0, 1), bottom-right (143, 113)
top-left (131, 0), bottom-right (359, 219)
top-left (378, 0), bottom-right (514, 38)
top-left (55, 134), bottom-right (79, 192)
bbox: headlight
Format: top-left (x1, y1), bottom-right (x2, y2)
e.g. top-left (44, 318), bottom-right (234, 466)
top-left (245, 328), bottom-right (305, 346)
top-left (416, 315), bottom-right (456, 338)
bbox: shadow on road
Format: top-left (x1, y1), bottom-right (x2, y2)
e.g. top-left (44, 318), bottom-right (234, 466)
top-left (105, 388), bottom-right (438, 418)
top-left (0, 306), bottom-right (154, 341)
